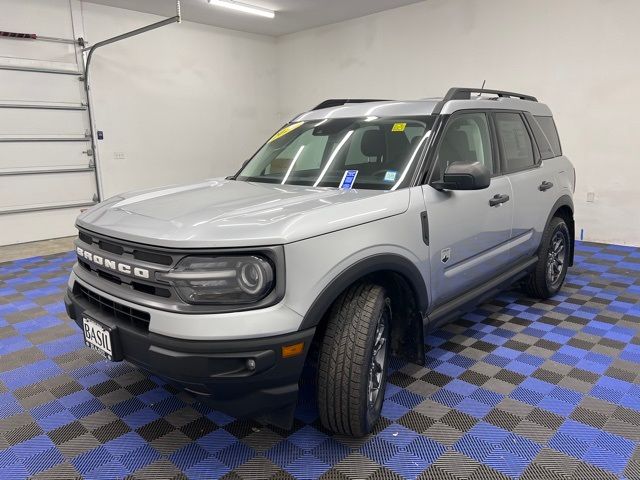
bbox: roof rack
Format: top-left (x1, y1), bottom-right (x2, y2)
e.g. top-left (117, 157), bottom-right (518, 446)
top-left (312, 98), bottom-right (390, 111)
top-left (443, 87), bottom-right (538, 102)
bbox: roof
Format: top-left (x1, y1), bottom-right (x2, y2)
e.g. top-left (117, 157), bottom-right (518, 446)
top-left (293, 96), bottom-right (553, 122)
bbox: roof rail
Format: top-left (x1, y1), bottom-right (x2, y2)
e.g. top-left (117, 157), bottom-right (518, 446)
top-left (312, 98), bottom-right (390, 111)
top-left (443, 87), bottom-right (538, 102)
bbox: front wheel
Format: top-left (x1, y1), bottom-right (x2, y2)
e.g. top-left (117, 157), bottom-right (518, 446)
top-left (316, 283), bottom-right (391, 437)
top-left (523, 217), bottom-right (571, 299)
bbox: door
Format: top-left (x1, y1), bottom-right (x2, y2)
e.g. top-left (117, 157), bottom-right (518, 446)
top-left (0, 0), bottom-right (97, 246)
top-left (492, 112), bottom-right (558, 261)
top-left (423, 112), bottom-right (514, 308)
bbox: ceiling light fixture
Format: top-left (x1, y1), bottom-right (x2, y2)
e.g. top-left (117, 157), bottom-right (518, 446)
top-left (207, 0), bottom-right (275, 19)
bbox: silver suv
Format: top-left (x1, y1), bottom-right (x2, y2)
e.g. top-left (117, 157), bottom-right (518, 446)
top-left (65, 87), bottom-right (575, 436)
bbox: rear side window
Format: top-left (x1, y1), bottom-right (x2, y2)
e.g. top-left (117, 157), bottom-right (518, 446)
top-left (525, 113), bottom-right (554, 160)
top-left (495, 112), bottom-right (535, 173)
top-left (535, 116), bottom-right (562, 156)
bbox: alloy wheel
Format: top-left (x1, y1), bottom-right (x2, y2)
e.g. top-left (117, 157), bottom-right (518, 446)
top-left (546, 229), bottom-right (567, 287)
top-left (367, 308), bottom-right (388, 408)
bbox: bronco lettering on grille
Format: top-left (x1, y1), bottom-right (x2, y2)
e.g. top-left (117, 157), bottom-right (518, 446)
top-left (76, 246), bottom-right (150, 279)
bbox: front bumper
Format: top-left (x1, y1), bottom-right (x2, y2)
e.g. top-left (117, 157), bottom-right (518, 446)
top-left (64, 286), bottom-right (315, 419)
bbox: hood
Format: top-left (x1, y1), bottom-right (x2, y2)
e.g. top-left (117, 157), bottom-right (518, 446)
top-left (76, 178), bottom-right (410, 248)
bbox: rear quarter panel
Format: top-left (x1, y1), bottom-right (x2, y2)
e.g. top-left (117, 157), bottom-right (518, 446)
top-left (552, 156), bottom-right (575, 195)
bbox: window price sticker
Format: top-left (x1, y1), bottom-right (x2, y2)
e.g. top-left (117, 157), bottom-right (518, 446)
top-left (339, 170), bottom-right (358, 189)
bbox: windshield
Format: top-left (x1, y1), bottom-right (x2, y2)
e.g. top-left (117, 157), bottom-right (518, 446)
top-left (236, 116), bottom-right (436, 190)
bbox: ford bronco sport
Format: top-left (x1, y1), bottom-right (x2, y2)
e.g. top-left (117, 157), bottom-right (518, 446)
top-left (65, 87), bottom-right (575, 436)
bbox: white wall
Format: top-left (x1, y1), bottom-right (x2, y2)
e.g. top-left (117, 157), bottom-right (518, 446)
top-left (81, 2), bottom-right (278, 198)
top-left (2, 0), bottom-right (638, 247)
top-left (276, 0), bottom-right (640, 246)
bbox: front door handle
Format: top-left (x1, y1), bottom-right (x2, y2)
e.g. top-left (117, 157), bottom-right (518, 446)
top-left (539, 181), bottom-right (554, 192)
top-left (489, 194), bottom-right (510, 207)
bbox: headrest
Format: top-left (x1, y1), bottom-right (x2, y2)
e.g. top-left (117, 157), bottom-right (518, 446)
top-left (361, 129), bottom-right (386, 157)
top-left (446, 130), bottom-right (476, 164)
top-left (447, 130), bottom-right (469, 150)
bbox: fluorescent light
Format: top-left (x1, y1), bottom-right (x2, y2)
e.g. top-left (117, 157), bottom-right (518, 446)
top-left (208, 0), bottom-right (275, 18)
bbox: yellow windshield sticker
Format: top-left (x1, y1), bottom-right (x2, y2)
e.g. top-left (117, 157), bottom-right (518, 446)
top-left (269, 122), bottom-right (304, 143)
top-left (392, 123), bottom-right (407, 132)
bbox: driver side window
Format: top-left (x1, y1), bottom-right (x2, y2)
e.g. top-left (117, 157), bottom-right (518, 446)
top-left (431, 113), bottom-right (493, 183)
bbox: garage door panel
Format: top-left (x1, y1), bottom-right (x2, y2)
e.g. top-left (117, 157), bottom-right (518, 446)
top-left (0, 143), bottom-right (90, 171)
top-left (0, 172), bottom-right (95, 210)
top-left (0, 0), bottom-right (75, 39)
top-left (0, 70), bottom-right (84, 104)
top-left (0, 109), bottom-right (88, 136)
top-left (0, 0), bottom-right (96, 246)
top-left (0, 41), bottom-right (77, 66)
top-left (0, 56), bottom-right (79, 74)
top-left (0, 208), bottom-right (82, 245)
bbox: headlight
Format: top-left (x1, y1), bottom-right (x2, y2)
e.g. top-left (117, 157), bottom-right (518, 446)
top-left (160, 255), bottom-right (275, 305)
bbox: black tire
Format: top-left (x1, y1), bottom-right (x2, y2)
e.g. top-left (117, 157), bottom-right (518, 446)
top-left (523, 217), bottom-right (571, 299)
top-left (317, 283), bottom-right (391, 437)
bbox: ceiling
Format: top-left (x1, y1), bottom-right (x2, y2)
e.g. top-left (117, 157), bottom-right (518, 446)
top-left (85, 0), bottom-right (425, 36)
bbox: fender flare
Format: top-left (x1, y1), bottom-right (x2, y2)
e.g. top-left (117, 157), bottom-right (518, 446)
top-left (544, 194), bottom-right (575, 265)
top-left (299, 253), bottom-right (429, 331)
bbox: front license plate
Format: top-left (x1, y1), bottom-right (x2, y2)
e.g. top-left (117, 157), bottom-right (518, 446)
top-left (83, 317), bottom-right (114, 360)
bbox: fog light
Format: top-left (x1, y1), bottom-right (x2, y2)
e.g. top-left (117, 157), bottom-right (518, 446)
top-left (282, 342), bottom-right (304, 358)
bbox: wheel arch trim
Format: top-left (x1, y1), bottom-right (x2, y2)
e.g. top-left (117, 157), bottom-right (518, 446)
top-left (299, 253), bottom-right (428, 331)
top-left (545, 194), bottom-right (575, 265)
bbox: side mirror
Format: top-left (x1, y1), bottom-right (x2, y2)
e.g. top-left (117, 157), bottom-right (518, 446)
top-left (432, 162), bottom-right (491, 191)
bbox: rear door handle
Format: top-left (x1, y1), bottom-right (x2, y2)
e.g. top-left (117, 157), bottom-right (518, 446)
top-left (539, 181), bottom-right (554, 192)
top-left (489, 194), bottom-right (510, 207)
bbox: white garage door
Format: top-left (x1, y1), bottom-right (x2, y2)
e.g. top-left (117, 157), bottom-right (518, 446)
top-left (0, 0), bottom-right (98, 246)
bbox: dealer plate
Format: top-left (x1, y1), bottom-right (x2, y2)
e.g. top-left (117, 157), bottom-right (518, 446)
top-left (82, 316), bottom-right (114, 360)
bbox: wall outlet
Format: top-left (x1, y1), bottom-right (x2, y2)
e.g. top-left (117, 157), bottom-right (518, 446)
top-left (114, 152), bottom-right (126, 160)
top-left (586, 191), bottom-right (595, 203)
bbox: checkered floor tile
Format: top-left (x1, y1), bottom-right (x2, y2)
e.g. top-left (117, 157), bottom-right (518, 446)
top-left (1, 242), bottom-right (640, 479)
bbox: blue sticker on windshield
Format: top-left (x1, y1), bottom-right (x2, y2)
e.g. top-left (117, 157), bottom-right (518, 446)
top-left (339, 170), bottom-right (358, 189)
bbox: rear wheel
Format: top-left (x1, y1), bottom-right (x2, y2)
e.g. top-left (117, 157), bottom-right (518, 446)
top-left (523, 217), bottom-right (570, 299)
top-left (317, 283), bottom-right (390, 437)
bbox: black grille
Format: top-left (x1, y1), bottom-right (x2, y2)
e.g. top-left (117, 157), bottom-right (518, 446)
top-left (134, 249), bottom-right (173, 266)
top-left (78, 229), bottom-right (173, 267)
top-left (78, 260), bottom-right (172, 299)
top-left (97, 268), bottom-right (122, 285)
top-left (76, 228), bottom-right (175, 300)
top-left (78, 231), bottom-right (93, 245)
top-left (74, 283), bottom-right (150, 331)
top-left (99, 240), bottom-right (124, 256)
